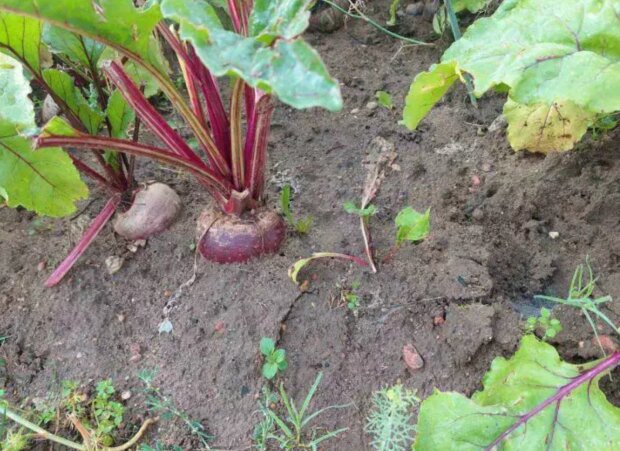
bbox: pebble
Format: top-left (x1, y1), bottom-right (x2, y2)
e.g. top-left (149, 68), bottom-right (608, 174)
top-left (406, 2), bottom-right (424, 15)
top-left (351, 108), bottom-right (360, 115)
top-left (36, 261), bottom-right (46, 272)
top-left (121, 390), bottom-right (132, 401)
top-left (403, 343), bottom-right (424, 372)
top-left (472, 208), bottom-right (485, 221)
top-left (366, 101), bottom-right (378, 111)
top-left (548, 231), bottom-right (560, 239)
top-left (471, 175), bottom-right (481, 187)
top-left (481, 163), bottom-right (493, 172)
top-left (105, 256), bottom-right (124, 275)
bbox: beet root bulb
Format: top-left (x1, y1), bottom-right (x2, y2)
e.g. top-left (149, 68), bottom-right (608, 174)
top-left (113, 183), bottom-right (182, 240)
top-left (196, 208), bottom-right (285, 263)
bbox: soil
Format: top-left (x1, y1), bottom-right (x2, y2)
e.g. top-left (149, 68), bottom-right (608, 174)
top-left (1, 2), bottom-right (620, 449)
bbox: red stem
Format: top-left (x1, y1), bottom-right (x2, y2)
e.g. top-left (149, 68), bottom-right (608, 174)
top-left (485, 351), bottom-right (620, 450)
top-left (245, 93), bottom-right (274, 199)
top-left (103, 61), bottom-right (209, 172)
top-left (228, 0), bottom-right (244, 34)
top-left (36, 135), bottom-right (232, 201)
top-left (69, 155), bottom-right (122, 194)
top-left (45, 196), bottom-right (120, 287)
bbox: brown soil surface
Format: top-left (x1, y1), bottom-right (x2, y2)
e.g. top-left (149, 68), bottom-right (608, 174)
top-left (1, 2), bottom-right (619, 449)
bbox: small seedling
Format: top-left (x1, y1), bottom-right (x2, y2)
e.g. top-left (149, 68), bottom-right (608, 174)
top-left (339, 279), bottom-right (361, 312)
top-left (395, 207), bottom-right (430, 244)
top-left (366, 384), bottom-right (419, 451)
top-left (252, 386), bottom-right (279, 451)
top-left (260, 338), bottom-right (288, 380)
top-left (535, 258), bottom-right (619, 355)
top-left (344, 202), bottom-right (377, 218)
top-left (257, 372), bottom-right (349, 449)
top-left (280, 185), bottom-right (313, 235)
top-left (590, 114), bottom-right (618, 140)
top-left (0, 379), bottom-right (155, 450)
top-left (386, 0), bottom-right (400, 26)
top-left (375, 91), bottom-right (394, 110)
top-left (525, 307), bottom-right (562, 341)
top-left (138, 369), bottom-right (212, 448)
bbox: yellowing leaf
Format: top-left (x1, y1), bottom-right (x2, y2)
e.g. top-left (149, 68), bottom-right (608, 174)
top-left (403, 62), bottom-right (459, 130)
top-left (503, 98), bottom-right (595, 154)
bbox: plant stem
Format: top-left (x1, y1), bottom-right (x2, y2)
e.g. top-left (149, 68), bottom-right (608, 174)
top-left (442, 0), bottom-right (477, 107)
top-left (2, 407), bottom-right (84, 449)
top-left (321, 0), bottom-right (433, 46)
top-left (485, 351), bottom-right (620, 450)
top-left (37, 135), bottom-right (232, 200)
top-left (230, 78), bottom-right (246, 190)
top-left (44, 195), bottom-right (121, 287)
top-left (245, 93), bottom-right (274, 200)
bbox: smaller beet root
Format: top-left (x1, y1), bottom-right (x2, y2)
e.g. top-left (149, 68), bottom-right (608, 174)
top-left (113, 183), bottom-right (181, 240)
top-left (197, 208), bottom-right (285, 263)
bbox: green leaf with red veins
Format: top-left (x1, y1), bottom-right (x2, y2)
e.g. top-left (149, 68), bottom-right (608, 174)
top-left (0, 0), bottom-right (164, 72)
top-left (160, 0), bottom-right (343, 112)
top-left (414, 335), bottom-right (620, 450)
top-left (0, 55), bottom-right (88, 217)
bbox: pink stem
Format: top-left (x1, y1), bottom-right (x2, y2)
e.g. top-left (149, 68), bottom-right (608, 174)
top-left (485, 351), bottom-right (620, 450)
top-left (245, 93), bottom-right (274, 200)
top-left (103, 61), bottom-right (209, 171)
top-left (45, 196), bottom-right (121, 287)
top-left (228, 0), bottom-right (244, 33)
top-left (69, 155), bottom-right (122, 193)
top-left (36, 135), bottom-right (232, 199)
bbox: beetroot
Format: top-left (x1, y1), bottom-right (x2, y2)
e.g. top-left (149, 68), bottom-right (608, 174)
top-left (113, 183), bottom-right (182, 240)
top-left (197, 208), bottom-right (285, 263)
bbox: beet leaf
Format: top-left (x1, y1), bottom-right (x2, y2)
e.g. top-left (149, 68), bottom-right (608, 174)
top-left (414, 335), bottom-right (620, 450)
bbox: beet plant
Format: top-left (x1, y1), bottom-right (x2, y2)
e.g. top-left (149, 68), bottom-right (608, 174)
top-left (0, 11), bottom-right (183, 286)
top-left (403, 0), bottom-right (620, 153)
top-left (0, 0), bottom-right (341, 271)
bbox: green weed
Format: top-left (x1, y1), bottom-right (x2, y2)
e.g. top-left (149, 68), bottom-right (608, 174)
top-left (260, 338), bottom-right (288, 380)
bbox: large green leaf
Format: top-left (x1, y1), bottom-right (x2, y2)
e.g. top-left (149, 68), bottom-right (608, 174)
top-left (442, 0), bottom-right (620, 112)
top-left (160, 0), bottom-right (342, 111)
top-left (0, 54), bottom-right (88, 217)
top-left (0, 0), bottom-right (163, 70)
top-left (413, 335), bottom-right (620, 450)
top-left (0, 12), bottom-right (44, 73)
top-left (43, 26), bottom-right (105, 68)
top-left (43, 69), bottom-right (105, 134)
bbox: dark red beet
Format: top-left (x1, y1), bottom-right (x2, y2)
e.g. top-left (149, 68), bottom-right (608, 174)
top-left (196, 208), bottom-right (286, 263)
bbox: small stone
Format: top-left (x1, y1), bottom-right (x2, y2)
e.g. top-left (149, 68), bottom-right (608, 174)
top-left (471, 175), bottom-right (481, 187)
top-left (105, 256), bottom-right (124, 275)
top-left (406, 2), bottom-right (424, 16)
top-left (351, 108), bottom-right (360, 115)
top-left (36, 261), bottom-right (46, 272)
top-left (129, 343), bottom-right (142, 363)
top-left (76, 352), bottom-right (83, 359)
top-left (403, 343), bottom-right (424, 372)
top-left (117, 313), bottom-right (125, 323)
top-left (548, 231), bottom-right (560, 239)
top-left (121, 390), bottom-right (132, 401)
top-left (594, 335), bottom-right (618, 353)
top-left (214, 321), bottom-right (225, 334)
top-left (472, 208), bottom-right (485, 221)
top-left (481, 163), bottom-right (492, 172)
top-left (433, 315), bottom-right (445, 326)
top-left (366, 101), bottom-right (378, 111)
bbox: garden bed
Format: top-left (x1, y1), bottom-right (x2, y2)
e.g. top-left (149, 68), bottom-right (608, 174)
top-left (1, 1), bottom-right (619, 448)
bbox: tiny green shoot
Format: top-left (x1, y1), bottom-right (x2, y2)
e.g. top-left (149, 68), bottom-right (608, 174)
top-left (260, 338), bottom-right (288, 380)
top-left (395, 207), bottom-right (430, 244)
top-left (386, 0), bottom-right (401, 26)
top-left (258, 372), bottom-right (349, 449)
top-left (344, 202), bottom-right (377, 218)
top-left (139, 369), bottom-right (212, 448)
top-left (535, 258), bottom-right (620, 356)
top-left (280, 185), bottom-right (313, 234)
top-left (375, 91), bottom-right (394, 110)
top-left (525, 308), bottom-right (562, 341)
